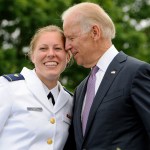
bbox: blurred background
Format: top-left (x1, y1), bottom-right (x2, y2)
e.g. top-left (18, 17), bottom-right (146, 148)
top-left (0, 0), bottom-right (150, 92)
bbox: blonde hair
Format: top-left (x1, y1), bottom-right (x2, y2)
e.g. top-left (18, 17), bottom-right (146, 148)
top-left (28, 25), bottom-right (65, 60)
top-left (62, 2), bottom-right (115, 39)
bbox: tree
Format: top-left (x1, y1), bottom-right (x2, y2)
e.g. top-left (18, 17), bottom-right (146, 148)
top-left (0, 0), bottom-right (149, 91)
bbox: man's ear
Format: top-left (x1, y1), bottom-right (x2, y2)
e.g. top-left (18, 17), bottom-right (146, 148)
top-left (67, 50), bottom-right (72, 62)
top-left (91, 25), bottom-right (101, 40)
top-left (66, 50), bottom-right (73, 67)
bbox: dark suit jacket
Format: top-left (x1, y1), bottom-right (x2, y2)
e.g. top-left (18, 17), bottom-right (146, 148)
top-left (64, 51), bottom-right (150, 150)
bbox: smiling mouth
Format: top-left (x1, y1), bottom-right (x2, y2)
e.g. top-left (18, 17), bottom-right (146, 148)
top-left (44, 61), bottom-right (58, 67)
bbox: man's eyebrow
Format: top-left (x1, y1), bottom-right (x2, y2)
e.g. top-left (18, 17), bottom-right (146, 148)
top-left (66, 34), bottom-right (78, 38)
top-left (66, 35), bottom-right (73, 39)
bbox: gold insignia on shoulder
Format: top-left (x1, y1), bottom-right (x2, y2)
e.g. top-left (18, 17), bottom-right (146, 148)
top-left (14, 74), bottom-right (19, 77)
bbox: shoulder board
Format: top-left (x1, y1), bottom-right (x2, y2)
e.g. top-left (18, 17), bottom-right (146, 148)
top-left (63, 87), bottom-right (74, 96)
top-left (3, 73), bottom-right (25, 82)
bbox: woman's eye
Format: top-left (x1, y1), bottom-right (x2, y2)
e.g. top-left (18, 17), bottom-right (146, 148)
top-left (55, 47), bottom-right (62, 50)
top-left (39, 47), bottom-right (46, 51)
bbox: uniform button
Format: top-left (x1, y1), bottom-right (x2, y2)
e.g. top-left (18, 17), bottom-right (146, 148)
top-left (47, 138), bottom-right (53, 144)
top-left (50, 118), bottom-right (55, 124)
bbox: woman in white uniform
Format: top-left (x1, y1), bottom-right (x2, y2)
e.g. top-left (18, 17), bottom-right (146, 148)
top-left (0, 25), bottom-right (73, 150)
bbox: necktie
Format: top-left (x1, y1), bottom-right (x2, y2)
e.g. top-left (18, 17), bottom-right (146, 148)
top-left (47, 92), bottom-right (55, 105)
top-left (82, 65), bottom-right (99, 135)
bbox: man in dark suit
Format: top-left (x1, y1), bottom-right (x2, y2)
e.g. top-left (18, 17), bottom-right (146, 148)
top-left (62, 2), bottom-right (150, 150)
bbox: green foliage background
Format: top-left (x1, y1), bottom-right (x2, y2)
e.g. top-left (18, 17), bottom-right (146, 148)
top-left (0, 0), bottom-right (150, 92)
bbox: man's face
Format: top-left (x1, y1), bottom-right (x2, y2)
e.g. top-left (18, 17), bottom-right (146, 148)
top-left (63, 20), bottom-right (95, 68)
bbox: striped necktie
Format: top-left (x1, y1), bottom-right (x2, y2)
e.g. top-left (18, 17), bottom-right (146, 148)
top-left (82, 65), bottom-right (99, 135)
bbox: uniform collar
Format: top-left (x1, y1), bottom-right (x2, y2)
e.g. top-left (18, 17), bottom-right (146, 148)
top-left (42, 81), bottom-right (59, 103)
top-left (32, 69), bottom-right (60, 103)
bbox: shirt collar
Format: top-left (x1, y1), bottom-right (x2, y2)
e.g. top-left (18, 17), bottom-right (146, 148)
top-left (43, 83), bottom-right (59, 102)
top-left (97, 45), bottom-right (119, 72)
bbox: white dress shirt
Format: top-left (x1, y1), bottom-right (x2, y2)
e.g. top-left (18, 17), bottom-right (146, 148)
top-left (95, 45), bottom-right (119, 93)
top-left (81, 45), bottom-right (118, 118)
top-left (42, 81), bottom-right (59, 106)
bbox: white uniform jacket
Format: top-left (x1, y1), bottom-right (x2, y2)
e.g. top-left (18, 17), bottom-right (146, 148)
top-left (0, 67), bottom-right (73, 150)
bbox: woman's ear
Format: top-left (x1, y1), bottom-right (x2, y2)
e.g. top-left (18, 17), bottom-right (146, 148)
top-left (91, 25), bottom-right (101, 40)
top-left (30, 54), bottom-right (35, 64)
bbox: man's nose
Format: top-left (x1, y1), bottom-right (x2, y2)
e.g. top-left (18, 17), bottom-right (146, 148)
top-left (65, 39), bottom-right (72, 51)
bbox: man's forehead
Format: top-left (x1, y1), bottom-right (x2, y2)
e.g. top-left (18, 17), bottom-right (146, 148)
top-left (63, 23), bottom-right (80, 36)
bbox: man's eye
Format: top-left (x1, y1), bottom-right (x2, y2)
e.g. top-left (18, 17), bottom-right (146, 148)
top-left (67, 37), bottom-right (74, 41)
top-left (70, 37), bottom-right (74, 41)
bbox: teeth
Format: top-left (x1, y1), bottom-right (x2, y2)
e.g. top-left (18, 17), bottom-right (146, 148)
top-left (45, 62), bottom-right (57, 66)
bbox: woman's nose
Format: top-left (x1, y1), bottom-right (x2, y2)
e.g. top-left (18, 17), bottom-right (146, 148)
top-left (47, 48), bottom-right (55, 57)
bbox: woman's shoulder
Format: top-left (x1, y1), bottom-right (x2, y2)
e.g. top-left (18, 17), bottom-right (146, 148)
top-left (0, 73), bottom-right (25, 87)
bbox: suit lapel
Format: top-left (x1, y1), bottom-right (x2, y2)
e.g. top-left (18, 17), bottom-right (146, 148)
top-left (84, 52), bottom-right (127, 137)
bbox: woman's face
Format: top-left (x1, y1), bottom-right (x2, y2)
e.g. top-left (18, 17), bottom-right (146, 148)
top-left (31, 31), bottom-right (69, 86)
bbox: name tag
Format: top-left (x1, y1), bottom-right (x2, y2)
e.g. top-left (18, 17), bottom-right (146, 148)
top-left (27, 107), bottom-right (43, 112)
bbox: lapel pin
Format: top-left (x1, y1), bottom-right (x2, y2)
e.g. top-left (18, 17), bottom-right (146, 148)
top-left (111, 70), bottom-right (116, 74)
